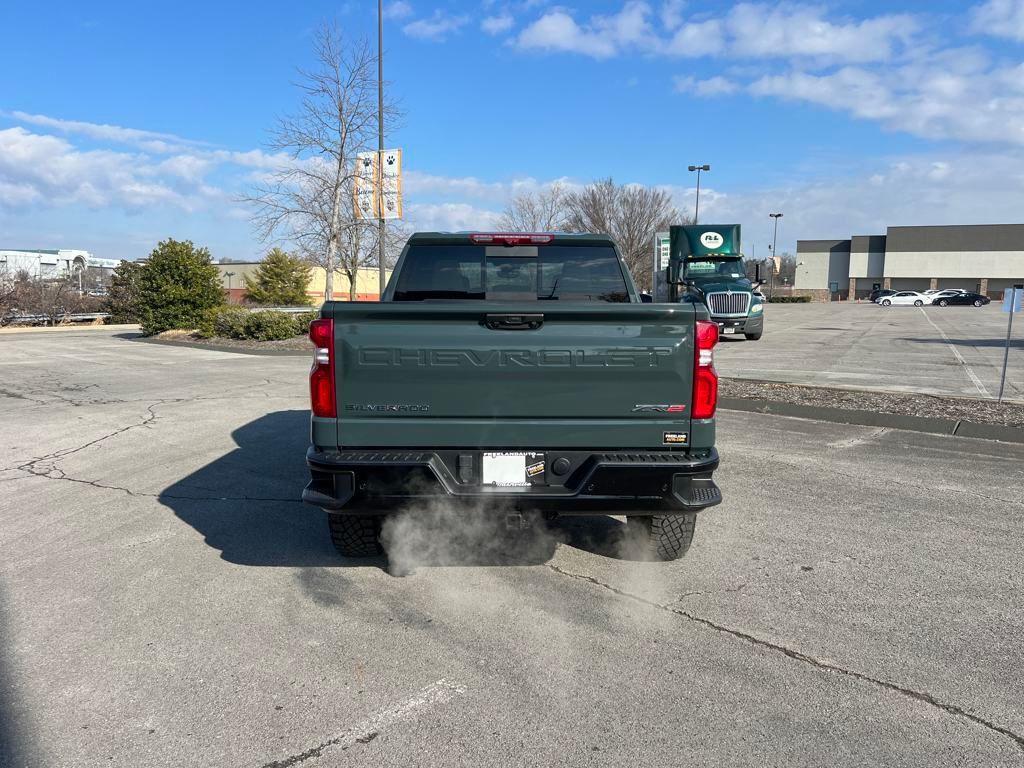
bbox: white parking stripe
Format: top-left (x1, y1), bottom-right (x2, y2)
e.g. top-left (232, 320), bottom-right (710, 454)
top-left (917, 307), bottom-right (991, 398)
top-left (261, 679), bottom-right (467, 767)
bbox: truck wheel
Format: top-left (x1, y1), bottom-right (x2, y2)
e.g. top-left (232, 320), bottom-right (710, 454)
top-left (744, 330), bottom-right (762, 340)
top-left (327, 513), bottom-right (384, 558)
top-left (625, 513), bottom-right (697, 561)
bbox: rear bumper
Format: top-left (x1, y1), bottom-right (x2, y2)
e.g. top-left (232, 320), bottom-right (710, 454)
top-left (303, 447), bottom-right (721, 515)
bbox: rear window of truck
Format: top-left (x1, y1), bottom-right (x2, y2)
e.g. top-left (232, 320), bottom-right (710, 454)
top-left (392, 244), bottom-right (630, 302)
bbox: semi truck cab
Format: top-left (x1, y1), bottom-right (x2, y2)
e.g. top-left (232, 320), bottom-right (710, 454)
top-left (653, 225), bottom-right (764, 340)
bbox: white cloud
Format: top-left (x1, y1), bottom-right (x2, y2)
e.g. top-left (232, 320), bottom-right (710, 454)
top-left (673, 74), bottom-right (738, 96)
top-left (6, 110), bottom-right (209, 154)
top-left (384, 1), bottom-right (414, 20)
top-left (406, 202), bottom-right (502, 231)
top-left (0, 127), bottom-right (202, 211)
top-left (970, 0), bottom-right (1024, 41)
top-left (516, 2), bottom-right (653, 58)
top-left (724, 4), bottom-right (917, 63)
top-left (660, 0), bottom-right (685, 30)
top-left (481, 13), bottom-right (515, 35)
top-left (693, 150), bottom-right (1024, 254)
top-left (515, 2), bottom-right (915, 62)
top-left (662, 19), bottom-right (725, 57)
top-left (749, 53), bottom-right (1024, 146)
top-left (403, 11), bottom-right (469, 40)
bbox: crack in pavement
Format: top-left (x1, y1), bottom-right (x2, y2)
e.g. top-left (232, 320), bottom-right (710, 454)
top-left (8, 399), bottom-right (303, 504)
top-left (547, 563), bottom-right (1024, 755)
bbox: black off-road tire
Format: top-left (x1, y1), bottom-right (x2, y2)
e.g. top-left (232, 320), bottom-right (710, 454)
top-left (327, 513), bottom-right (384, 558)
top-left (625, 513), bottom-right (698, 561)
top-left (744, 331), bottom-right (762, 340)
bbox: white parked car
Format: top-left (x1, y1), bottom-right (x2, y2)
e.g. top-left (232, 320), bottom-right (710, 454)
top-left (877, 290), bottom-right (929, 306)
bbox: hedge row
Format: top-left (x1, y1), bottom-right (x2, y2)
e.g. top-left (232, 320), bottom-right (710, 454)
top-left (197, 306), bottom-right (317, 341)
top-left (767, 295), bottom-right (813, 303)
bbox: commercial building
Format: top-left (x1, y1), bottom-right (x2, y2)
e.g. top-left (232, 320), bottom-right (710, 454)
top-left (215, 263), bottom-right (391, 304)
top-left (795, 224), bottom-right (1024, 300)
top-left (0, 249), bottom-right (120, 278)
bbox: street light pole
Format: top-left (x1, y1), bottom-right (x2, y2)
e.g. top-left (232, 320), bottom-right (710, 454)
top-left (687, 164), bottom-right (710, 224)
top-left (769, 212), bottom-right (783, 300)
top-left (377, 0), bottom-right (386, 300)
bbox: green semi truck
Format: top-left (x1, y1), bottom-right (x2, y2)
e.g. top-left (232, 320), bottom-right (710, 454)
top-left (653, 224), bottom-right (764, 340)
top-left (303, 231), bottom-right (723, 562)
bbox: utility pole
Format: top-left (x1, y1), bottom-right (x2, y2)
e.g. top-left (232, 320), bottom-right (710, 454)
top-left (687, 164), bottom-right (710, 224)
top-left (377, 0), bottom-right (386, 299)
top-left (769, 212), bottom-right (783, 300)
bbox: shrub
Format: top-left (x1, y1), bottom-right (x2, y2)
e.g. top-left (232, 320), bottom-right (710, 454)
top-left (291, 310), bottom-right (318, 336)
top-left (243, 249), bottom-right (311, 306)
top-left (137, 239), bottom-right (225, 335)
top-left (242, 310), bottom-right (299, 341)
top-left (104, 260), bottom-right (144, 323)
top-left (768, 295), bottom-right (813, 303)
top-left (197, 305), bottom-right (250, 338)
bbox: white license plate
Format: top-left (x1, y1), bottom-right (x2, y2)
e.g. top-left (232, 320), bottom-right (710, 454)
top-left (723, 327), bottom-right (737, 334)
top-left (482, 453), bottom-right (529, 487)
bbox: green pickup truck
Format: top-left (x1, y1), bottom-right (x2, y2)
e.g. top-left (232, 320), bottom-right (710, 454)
top-left (302, 232), bottom-right (722, 561)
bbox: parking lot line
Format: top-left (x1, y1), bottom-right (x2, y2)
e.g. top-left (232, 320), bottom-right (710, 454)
top-left (917, 307), bottom-right (991, 398)
top-left (259, 679), bottom-right (467, 767)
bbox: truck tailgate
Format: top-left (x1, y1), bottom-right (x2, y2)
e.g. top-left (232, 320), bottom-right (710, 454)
top-left (326, 302), bottom-right (697, 449)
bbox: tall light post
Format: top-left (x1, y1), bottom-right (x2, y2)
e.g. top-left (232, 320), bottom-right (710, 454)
top-left (769, 212), bottom-right (783, 299)
top-left (687, 164), bottom-right (710, 224)
top-left (225, 271), bottom-right (235, 298)
top-left (377, 0), bottom-right (386, 298)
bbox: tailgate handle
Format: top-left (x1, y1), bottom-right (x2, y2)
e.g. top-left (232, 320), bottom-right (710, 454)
top-left (485, 313), bottom-right (544, 331)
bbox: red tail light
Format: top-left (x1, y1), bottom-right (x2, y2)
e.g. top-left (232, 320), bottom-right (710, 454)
top-left (692, 320), bottom-right (719, 420)
top-left (309, 318), bottom-right (336, 418)
top-left (469, 233), bottom-right (554, 245)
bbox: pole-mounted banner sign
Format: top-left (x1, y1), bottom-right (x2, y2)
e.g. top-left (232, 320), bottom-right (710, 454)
top-left (379, 148), bottom-right (403, 220)
top-left (354, 151), bottom-right (378, 220)
top-left (353, 149), bottom-right (403, 220)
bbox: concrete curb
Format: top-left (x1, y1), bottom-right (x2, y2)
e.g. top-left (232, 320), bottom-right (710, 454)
top-left (719, 397), bottom-right (1024, 444)
top-left (129, 335), bottom-right (309, 357)
top-left (0, 323), bottom-right (140, 335)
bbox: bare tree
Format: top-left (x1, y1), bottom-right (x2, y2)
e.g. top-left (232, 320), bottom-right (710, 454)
top-left (244, 23), bottom-right (393, 301)
top-left (14, 273), bottom-right (85, 325)
top-left (497, 182), bottom-right (570, 232)
top-left (292, 174), bottom-right (409, 300)
top-left (0, 264), bottom-right (18, 324)
top-left (563, 178), bottom-right (687, 291)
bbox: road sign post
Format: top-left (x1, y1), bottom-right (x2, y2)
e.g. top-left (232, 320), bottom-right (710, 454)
top-left (998, 284), bottom-right (1023, 403)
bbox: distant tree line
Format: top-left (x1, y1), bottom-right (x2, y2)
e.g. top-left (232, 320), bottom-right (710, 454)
top-left (497, 179), bottom-right (691, 292)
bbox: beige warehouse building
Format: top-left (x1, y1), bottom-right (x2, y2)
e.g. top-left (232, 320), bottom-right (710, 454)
top-left (796, 224), bottom-right (1024, 301)
top-left (216, 263), bottom-right (391, 305)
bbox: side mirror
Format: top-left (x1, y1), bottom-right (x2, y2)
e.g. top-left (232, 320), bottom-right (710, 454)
top-left (639, 292), bottom-right (653, 303)
top-left (752, 280), bottom-right (763, 290)
top-left (755, 263), bottom-right (762, 283)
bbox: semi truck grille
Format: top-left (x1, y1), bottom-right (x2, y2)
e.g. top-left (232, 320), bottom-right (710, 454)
top-left (705, 292), bottom-right (750, 317)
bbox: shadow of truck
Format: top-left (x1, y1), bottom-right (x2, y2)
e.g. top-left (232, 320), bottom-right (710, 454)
top-left (159, 409), bottom-right (637, 570)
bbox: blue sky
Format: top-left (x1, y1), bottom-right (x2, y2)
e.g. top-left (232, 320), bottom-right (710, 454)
top-left (2, 0), bottom-right (1024, 261)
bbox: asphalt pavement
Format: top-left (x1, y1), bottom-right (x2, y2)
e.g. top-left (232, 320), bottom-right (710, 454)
top-left (715, 302), bottom-right (1024, 401)
top-left (1, 329), bottom-right (1023, 767)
